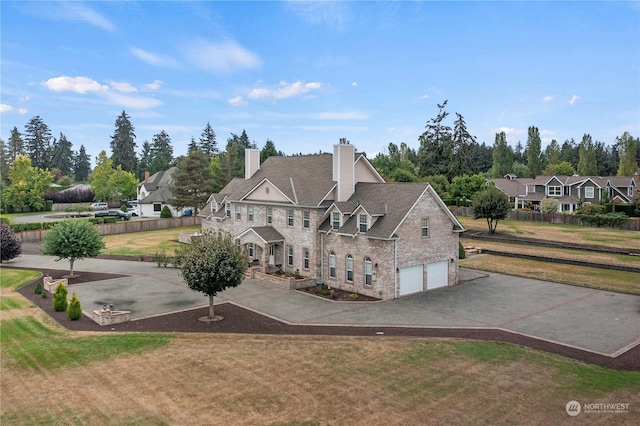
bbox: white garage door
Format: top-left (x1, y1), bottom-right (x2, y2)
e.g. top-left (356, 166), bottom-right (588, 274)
top-left (427, 261), bottom-right (448, 290)
top-left (399, 265), bottom-right (423, 296)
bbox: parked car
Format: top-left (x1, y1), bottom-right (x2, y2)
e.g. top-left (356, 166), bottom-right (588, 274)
top-left (94, 210), bottom-right (132, 221)
top-left (91, 202), bottom-right (109, 210)
top-left (127, 207), bottom-right (139, 217)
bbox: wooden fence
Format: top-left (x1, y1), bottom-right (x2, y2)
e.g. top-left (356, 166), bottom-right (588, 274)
top-left (450, 207), bottom-right (640, 231)
top-left (17, 216), bottom-right (202, 243)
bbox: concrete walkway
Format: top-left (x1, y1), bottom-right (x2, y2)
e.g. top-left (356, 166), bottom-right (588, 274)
top-left (9, 254), bottom-right (640, 358)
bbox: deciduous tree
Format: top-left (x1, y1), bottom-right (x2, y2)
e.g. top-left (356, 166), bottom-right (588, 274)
top-left (0, 222), bottom-right (21, 262)
top-left (43, 220), bottom-right (105, 277)
top-left (4, 155), bottom-right (53, 211)
top-left (526, 126), bottom-right (544, 177)
top-left (90, 151), bottom-right (114, 201)
top-left (490, 131), bottom-right (513, 178)
top-left (577, 133), bottom-right (597, 176)
top-left (178, 231), bottom-right (246, 321)
top-left (472, 185), bottom-right (511, 234)
top-left (617, 132), bottom-right (639, 176)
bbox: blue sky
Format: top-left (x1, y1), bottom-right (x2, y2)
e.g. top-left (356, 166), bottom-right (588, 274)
top-left (1, 1), bottom-right (639, 166)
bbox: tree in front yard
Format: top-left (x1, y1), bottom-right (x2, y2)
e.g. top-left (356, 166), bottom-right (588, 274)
top-left (540, 197), bottom-right (560, 214)
top-left (0, 222), bottom-right (21, 262)
top-left (472, 186), bottom-right (511, 234)
top-left (43, 220), bottom-right (105, 277)
top-left (177, 231), bottom-right (247, 321)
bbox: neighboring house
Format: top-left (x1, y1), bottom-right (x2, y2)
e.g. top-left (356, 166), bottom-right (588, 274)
top-left (491, 173), bottom-right (639, 212)
top-left (200, 140), bottom-right (465, 300)
top-left (137, 167), bottom-right (185, 217)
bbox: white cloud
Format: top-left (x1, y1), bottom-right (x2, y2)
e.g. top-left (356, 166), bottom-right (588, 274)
top-left (0, 104), bottom-right (13, 114)
top-left (543, 95), bottom-right (553, 102)
top-left (568, 95), bottom-right (580, 105)
top-left (61, 2), bottom-right (115, 32)
top-left (143, 80), bottom-right (163, 91)
top-left (183, 39), bottom-right (261, 74)
top-left (421, 94), bottom-right (430, 99)
top-left (110, 81), bottom-right (137, 93)
top-left (285, 1), bottom-right (348, 31)
top-left (248, 81), bottom-right (322, 101)
top-left (130, 47), bottom-right (179, 68)
top-left (266, 110), bottom-right (369, 120)
top-left (228, 96), bottom-right (247, 107)
top-left (351, 81), bottom-right (358, 87)
top-left (43, 76), bottom-right (109, 93)
top-left (495, 127), bottom-right (525, 139)
top-left (104, 92), bottom-right (163, 110)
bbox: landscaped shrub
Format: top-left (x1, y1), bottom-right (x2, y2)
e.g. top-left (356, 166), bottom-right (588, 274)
top-left (576, 212), bottom-right (629, 228)
top-left (52, 283), bottom-right (68, 312)
top-left (459, 242), bottom-right (466, 260)
top-left (160, 205), bottom-right (172, 218)
top-left (0, 222), bottom-right (22, 262)
top-left (153, 250), bottom-right (170, 267)
top-left (540, 198), bottom-right (559, 214)
top-left (67, 292), bottom-right (82, 320)
top-left (34, 282), bottom-right (43, 294)
top-left (103, 217), bottom-right (117, 224)
top-left (120, 204), bottom-right (128, 213)
top-left (576, 204), bottom-right (605, 215)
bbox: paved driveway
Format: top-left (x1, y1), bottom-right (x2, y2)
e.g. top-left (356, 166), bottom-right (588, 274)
top-left (10, 254), bottom-right (640, 358)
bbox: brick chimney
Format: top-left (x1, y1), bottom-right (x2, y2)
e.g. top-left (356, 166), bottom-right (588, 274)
top-left (333, 138), bottom-right (355, 202)
top-left (144, 171), bottom-right (150, 180)
top-left (245, 148), bottom-right (260, 179)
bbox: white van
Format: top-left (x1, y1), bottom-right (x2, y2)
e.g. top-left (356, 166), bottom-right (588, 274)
top-left (91, 202), bottom-right (108, 210)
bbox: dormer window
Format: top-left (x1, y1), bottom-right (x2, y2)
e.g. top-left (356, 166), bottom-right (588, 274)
top-left (225, 202), bottom-right (231, 217)
top-left (358, 214), bottom-right (368, 232)
top-left (332, 212), bottom-right (340, 229)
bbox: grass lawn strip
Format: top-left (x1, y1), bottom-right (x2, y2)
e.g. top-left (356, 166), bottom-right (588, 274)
top-left (100, 225), bottom-right (201, 256)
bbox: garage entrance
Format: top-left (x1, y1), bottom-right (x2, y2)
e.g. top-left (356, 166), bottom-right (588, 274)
top-left (426, 261), bottom-right (448, 290)
top-left (399, 265), bottom-right (423, 296)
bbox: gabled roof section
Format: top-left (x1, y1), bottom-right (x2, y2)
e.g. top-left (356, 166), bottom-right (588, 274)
top-left (138, 167), bottom-right (177, 190)
top-left (237, 226), bottom-right (286, 244)
top-left (354, 153), bottom-right (385, 183)
top-left (241, 178), bottom-right (295, 204)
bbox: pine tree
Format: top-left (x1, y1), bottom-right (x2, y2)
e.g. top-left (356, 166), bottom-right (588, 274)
top-left (149, 130), bottom-right (173, 174)
top-left (525, 126), bottom-right (544, 177)
top-left (8, 126), bottom-right (25, 163)
top-left (169, 148), bottom-right (215, 215)
top-left (137, 140), bottom-right (153, 180)
top-left (577, 133), bottom-right (598, 176)
top-left (260, 139), bottom-right (281, 162)
top-left (490, 132), bottom-right (513, 178)
top-left (417, 101), bottom-right (453, 177)
top-left (50, 132), bottom-right (74, 176)
top-left (24, 116), bottom-right (52, 169)
top-left (110, 111), bottom-right (137, 173)
top-left (199, 122), bottom-right (218, 158)
top-left (450, 112), bottom-right (477, 178)
top-left (67, 292), bottom-right (82, 320)
top-left (74, 145), bottom-right (92, 182)
top-left (216, 136), bottom-right (245, 188)
top-left (52, 283), bottom-right (68, 312)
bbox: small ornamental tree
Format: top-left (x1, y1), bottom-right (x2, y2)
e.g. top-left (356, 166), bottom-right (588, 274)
top-left (540, 197), bottom-right (560, 214)
top-left (0, 222), bottom-right (21, 262)
top-left (43, 220), bottom-right (105, 277)
top-left (53, 282), bottom-right (68, 312)
top-left (178, 231), bottom-right (247, 321)
top-left (67, 292), bottom-right (82, 320)
top-left (472, 186), bottom-right (511, 234)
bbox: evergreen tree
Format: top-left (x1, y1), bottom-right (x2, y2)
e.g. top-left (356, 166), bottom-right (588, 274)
top-left (137, 140), bottom-right (153, 180)
top-left (188, 137), bottom-right (199, 153)
top-left (577, 133), bottom-right (597, 176)
top-left (8, 126), bottom-right (25, 163)
top-left (260, 139), bottom-right (281, 162)
top-left (24, 116), bottom-right (52, 169)
top-left (545, 139), bottom-right (561, 166)
top-left (169, 148), bottom-right (215, 215)
top-left (417, 101), bottom-right (453, 177)
top-left (617, 132), bottom-right (639, 176)
top-left (450, 113), bottom-right (477, 178)
top-left (525, 126), bottom-right (544, 177)
top-left (594, 141), bottom-right (618, 176)
top-left (490, 132), bottom-right (513, 178)
top-left (199, 122), bottom-right (218, 158)
top-left (0, 139), bottom-right (9, 184)
top-left (110, 110), bottom-right (137, 173)
top-left (149, 130), bottom-right (174, 174)
top-left (216, 136), bottom-right (245, 187)
top-left (50, 132), bottom-right (74, 176)
top-left (513, 141), bottom-right (524, 164)
top-left (74, 145), bottom-right (92, 182)
top-left (470, 141), bottom-right (493, 174)
top-left (560, 139), bottom-right (579, 168)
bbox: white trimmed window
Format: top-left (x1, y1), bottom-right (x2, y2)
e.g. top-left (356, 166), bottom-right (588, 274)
top-left (585, 187), bottom-right (594, 199)
top-left (248, 243), bottom-right (254, 258)
top-left (235, 205), bottom-right (241, 220)
top-left (332, 212), bottom-right (340, 229)
top-left (267, 207), bottom-right (273, 224)
top-left (153, 203), bottom-right (162, 212)
top-left (248, 205), bottom-right (254, 221)
top-left (287, 245), bottom-right (293, 266)
top-left (346, 255), bottom-right (353, 282)
top-left (358, 214), bottom-right (368, 232)
top-left (287, 209), bottom-right (294, 226)
top-left (303, 211), bottom-right (310, 228)
top-left (303, 248), bottom-right (309, 270)
top-left (548, 186), bottom-right (562, 196)
top-left (329, 252), bottom-right (336, 278)
top-left (421, 218), bottom-right (429, 237)
top-left (225, 202), bottom-right (231, 217)
top-left (364, 258), bottom-right (372, 286)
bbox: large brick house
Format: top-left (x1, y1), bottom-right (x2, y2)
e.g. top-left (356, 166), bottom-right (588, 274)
top-left (200, 140), bottom-right (464, 300)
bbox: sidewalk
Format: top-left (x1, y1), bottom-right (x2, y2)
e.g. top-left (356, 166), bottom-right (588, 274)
top-left (8, 254), bottom-right (640, 358)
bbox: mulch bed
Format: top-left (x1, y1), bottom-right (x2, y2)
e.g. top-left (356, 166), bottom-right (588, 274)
top-left (9, 266), bottom-right (640, 371)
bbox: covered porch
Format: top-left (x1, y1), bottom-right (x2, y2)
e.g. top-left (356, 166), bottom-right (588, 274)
top-left (236, 226), bottom-right (286, 273)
